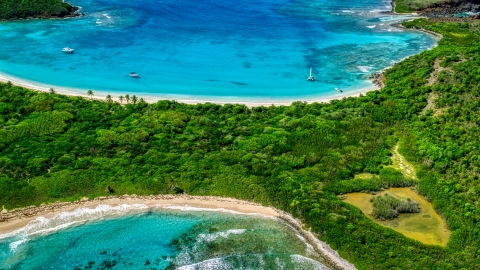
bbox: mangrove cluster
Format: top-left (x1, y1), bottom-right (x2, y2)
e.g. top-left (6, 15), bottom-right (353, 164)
top-left (371, 193), bottom-right (420, 220)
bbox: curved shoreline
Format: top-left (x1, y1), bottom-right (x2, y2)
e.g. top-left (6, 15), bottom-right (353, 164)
top-left (0, 71), bottom-right (374, 106)
top-left (0, 194), bottom-right (356, 270)
top-left (0, 2), bottom-right (438, 107)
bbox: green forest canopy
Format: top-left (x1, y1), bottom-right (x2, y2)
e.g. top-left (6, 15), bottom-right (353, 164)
top-left (0, 0), bottom-right (75, 20)
top-left (1, 19), bottom-right (480, 269)
top-left (394, 0), bottom-right (447, 13)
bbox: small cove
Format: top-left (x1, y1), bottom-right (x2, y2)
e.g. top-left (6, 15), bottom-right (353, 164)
top-left (0, 0), bottom-right (438, 102)
top-left (343, 187), bottom-right (451, 246)
top-left (0, 206), bottom-right (331, 269)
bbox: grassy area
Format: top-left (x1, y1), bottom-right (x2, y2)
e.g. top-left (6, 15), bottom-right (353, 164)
top-left (343, 188), bottom-right (451, 246)
top-left (394, 0), bottom-right (446, 13)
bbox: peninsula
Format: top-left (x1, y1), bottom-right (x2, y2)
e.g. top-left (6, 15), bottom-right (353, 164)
top-left (0, 0), bottom-right (78, 21)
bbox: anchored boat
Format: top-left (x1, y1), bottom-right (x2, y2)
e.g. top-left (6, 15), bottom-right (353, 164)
top-left (335, 87), bottom-right (343, 92)
top-left (62, 37), bottom-right (75, 54)
top-left (130, 72), bottom-right (139, 78)
top-left (307, 67), bottom-right (315, 81)
top-left (62, 47), bottom-right (74, 53)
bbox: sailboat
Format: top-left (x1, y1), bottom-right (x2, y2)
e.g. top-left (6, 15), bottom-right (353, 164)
top-left (62, 37), bottom-right (74, 54)
top-left (307, 67), bottom-right (315, 81)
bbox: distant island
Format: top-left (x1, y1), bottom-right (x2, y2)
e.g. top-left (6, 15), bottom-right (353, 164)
top-left (0, 0), bottom-right (79, 21)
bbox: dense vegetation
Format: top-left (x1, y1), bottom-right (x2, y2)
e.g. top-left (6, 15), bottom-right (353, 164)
top-left (0, 0), bottom-right (76, 20)
top-left (371, 193), bottom-right (420, 220)
top-left (2, 19), bottom-right (480, 269)
top-left (394, 0), bottom-right (446, 13)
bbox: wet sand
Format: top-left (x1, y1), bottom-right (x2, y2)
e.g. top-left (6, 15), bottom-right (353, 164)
top-left (0, 195), bottom-right (278, 235)
top-left (0, 71), bottom-right (374, 107)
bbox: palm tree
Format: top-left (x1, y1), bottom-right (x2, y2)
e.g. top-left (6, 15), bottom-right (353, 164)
top-left (106, 94), bottom-right (112, 103)
top-left (49, 88), bottom-right (56, 94)
top-left (132, 95), bottom-right (138, 104)
top-left (139, 98), bottom-right (145, 104)
top-left (119, 95), bottom-right (124, 104)
top-left (87, 90), bottom-right (94, 99)
top-left (125, 94), bottom-right (130, 103)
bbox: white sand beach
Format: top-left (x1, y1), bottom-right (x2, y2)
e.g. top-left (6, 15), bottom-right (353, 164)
top-left (0, 71), bottom-right (375, 107)
top-left (0, 195), bottom-right (356, 270)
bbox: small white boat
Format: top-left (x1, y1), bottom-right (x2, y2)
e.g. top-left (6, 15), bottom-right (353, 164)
top-left (335, 87), bottom-right (343, 92)
top-left (130, 72), bottom-right (139, 78)
top-left (62, 47), bottom-right (74, 53)
top-left (307, 67), bottom-right (315, 81)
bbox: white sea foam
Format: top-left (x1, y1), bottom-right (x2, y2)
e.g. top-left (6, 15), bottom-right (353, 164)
top-left (176, 257), bottom-right (234, 270)
top-left (291, 255), bottom-right (330, 270)
top-left (358, 66), bottom-right (373, 73)
top-left (9, 239), bottom-right (27, 252)
top-left (0, 204), bottom-right (149, 251)
top-left (275, 257), bottom-right (286, 269)
top-left (341, 10), bottom-right (354, 13)
top-left (256, 254), bottom-right (266, 267)
top-left (295, 234), bottom-right (317, 255)
top-left (174, 229), bottom-right (247, 266)
top-left (366, 25), bottom-right (376, 29)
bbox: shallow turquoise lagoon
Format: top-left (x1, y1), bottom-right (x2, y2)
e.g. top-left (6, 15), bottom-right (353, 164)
top-left (0, 0), bottom-right (436, 102)
top-left (0, 205), bottom-right (329, 269)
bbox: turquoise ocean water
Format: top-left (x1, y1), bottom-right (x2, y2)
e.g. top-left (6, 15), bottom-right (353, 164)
top-left (0, 0), bottom-right (436, 102)
top-left (0, 205), bottom-right (330, 269)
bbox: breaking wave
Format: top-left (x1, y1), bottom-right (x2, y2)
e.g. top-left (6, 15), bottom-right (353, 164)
top-left (0, 204), bottom-right (149, 251)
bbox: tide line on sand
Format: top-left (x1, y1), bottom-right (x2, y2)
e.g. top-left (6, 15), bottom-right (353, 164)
top-left (0, 72), bottom-right (375, 107)
top-left (0, 195), bottom-right (356, 270)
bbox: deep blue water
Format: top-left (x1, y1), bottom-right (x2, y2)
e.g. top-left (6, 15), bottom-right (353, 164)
top-left (0, 205), bottom-right (329, 269)
top-left (0, 0), bottom-right (436, 102)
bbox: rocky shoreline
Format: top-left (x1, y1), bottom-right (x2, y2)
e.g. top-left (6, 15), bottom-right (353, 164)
top-left (369, 0), bottom-right (478, 89)
top-left (391, 0), bottom-right (480, 19)
top-left (417, 0), bottom-right (480, 19)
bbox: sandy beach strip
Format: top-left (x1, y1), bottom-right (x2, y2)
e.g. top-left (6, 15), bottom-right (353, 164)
top-left (0, 71), bottom-right (375, 107)
top-left (0, 195), bottom-right (278, 235)
top-left (0, 194), bottom-right (356, 270)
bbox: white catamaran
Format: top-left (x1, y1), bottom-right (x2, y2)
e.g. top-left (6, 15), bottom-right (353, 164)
top-left (129, 72), bottom-right (139, 78)
top-left (307, 67), bottom-right (315, 81)
top-left (62, 38), bottom-right (74, 54)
